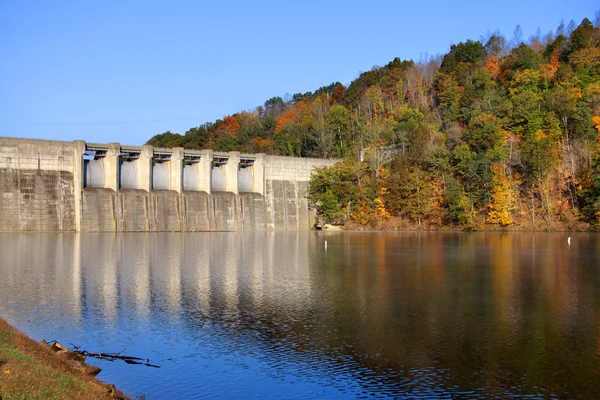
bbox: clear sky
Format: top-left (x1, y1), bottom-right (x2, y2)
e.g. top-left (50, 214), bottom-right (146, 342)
top-left (1, 0), bottom-right (598, 146)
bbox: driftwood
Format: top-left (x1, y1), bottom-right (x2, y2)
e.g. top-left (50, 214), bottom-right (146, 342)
top-left (43, 340), bottom-right (160, 369)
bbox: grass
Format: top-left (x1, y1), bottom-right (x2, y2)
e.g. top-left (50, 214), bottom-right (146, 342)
top-left (0, 316), bottom-right (128, 400)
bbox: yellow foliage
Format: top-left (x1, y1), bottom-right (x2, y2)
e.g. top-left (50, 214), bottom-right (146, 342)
top-left (509, 69), bottom-right (542, 94)
top-left (428, 177), bottom-right (445, 226)
top-left (486, 163), bottom-right (513, 226)
top-left (377, 165), bottom-right (390, 181)
top-left (569, 86), bottom-right (583, 101)
top-left (350, 188), bottom-right (391, 226)
top-left (569, 48), bottom-right (600, 70)
top-left (365, 86), bottom-right (385, 118)
top-left (375, 187), bottom-right (391, 220)
top-left (534, 129), bottom-right (547, 141)
top-left (593, 115), bottom-right (600, 135)
top-left (351, 198), bottom-right (377, 226)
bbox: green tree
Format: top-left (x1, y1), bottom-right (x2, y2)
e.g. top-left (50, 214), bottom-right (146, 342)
top-left (434, 73), bottom-right (461, 125)
top-left (506, 43), bottom-right (542, 72)
top-left (443, 175), bottom-right (473, 227)
top-left (146, 131), bottom-right (185, 148)
top-left (308, 161), bottom-right (359, 224)
top-left (544, 84), bottom-right (582, 145)
top-left (569, 18), bottom-right (598, 53)
top-left (326, 105), bottom-right (352, 158)
top-left (465, 112), bottom-right (507, 156)
top-left (183, 125), bottom-right (210, 149)
top-left (273, 124), bottom-right (304, 157)
top-left (485, 34), bottom-right (508, 57)
top-left (452, 143), bottom-right (492, 208)
top-left (403, 167), bottom-right (432, 225)
top-left (441, 40), bottom-right (487, 72)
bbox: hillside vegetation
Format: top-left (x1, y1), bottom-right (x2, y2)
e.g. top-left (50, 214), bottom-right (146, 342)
top-left (148, 17), bottom-right (600, 230)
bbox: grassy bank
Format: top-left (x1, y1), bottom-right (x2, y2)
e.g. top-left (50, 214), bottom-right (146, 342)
top-left (0, 316), bottom-right (128, 400)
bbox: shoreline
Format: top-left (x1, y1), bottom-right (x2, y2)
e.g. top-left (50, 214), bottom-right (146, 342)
top-left (0, 316), bottom-right (129, 400)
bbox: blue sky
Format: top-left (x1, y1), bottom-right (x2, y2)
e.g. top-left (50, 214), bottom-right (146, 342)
top-left (1, 0), bottom-right (598, 145)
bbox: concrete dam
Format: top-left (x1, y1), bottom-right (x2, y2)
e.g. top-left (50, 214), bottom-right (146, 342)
top-left (0, 137), bottom-right (336, 232)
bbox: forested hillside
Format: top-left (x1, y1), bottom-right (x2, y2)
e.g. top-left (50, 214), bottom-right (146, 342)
top-left (148, 17), bottom-right (600, 230)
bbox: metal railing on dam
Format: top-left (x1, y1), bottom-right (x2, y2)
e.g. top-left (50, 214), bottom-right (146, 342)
top-left (0, 136), bottom-right (337, 232)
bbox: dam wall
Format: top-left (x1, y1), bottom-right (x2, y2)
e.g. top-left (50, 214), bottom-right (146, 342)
top-left (0, 137), bottom-right (336, 232)
top-left (265, 156), bottom-right (319, 230)
top-left (0, 139), bottom-right (76, 231)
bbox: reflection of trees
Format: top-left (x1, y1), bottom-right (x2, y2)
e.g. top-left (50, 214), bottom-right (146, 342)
top-left (301, 232), bottom-right (600, 398)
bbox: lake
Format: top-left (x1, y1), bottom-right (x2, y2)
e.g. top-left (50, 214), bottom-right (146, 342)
top-left (1, 231), bottom-right (599, 399)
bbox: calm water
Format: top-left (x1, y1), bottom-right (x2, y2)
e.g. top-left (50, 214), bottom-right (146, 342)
top-left (1, 232), bottom-right (600, 399)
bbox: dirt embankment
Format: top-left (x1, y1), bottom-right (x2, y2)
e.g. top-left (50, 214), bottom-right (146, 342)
top-left (0, 316), bottom-right (128, 400)
top-left (339, 215), bottom-right (591, 232)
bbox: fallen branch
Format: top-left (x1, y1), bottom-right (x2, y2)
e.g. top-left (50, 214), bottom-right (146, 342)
top-left (42, 340), bottom-right (160, 368)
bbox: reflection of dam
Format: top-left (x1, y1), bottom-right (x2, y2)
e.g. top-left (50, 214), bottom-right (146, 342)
top-left (0, 232), bottom-right (315, 329)
top-left (0, 137), bottom-right (336, 232)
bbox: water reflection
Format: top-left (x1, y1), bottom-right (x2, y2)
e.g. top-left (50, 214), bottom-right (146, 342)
top-left (1, 232), bottom-right (600, 399)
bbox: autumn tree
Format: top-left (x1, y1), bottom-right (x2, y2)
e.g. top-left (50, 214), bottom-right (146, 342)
top-left (486, 163), bottom-right (513, 226)
top-left (578, 116), bottom-right (600, 226)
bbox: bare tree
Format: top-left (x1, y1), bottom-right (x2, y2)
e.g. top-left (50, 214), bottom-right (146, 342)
top-left (567, 19), bottom-right (576, 36)
top-left (310, 96), bottom-right (334, 158)
top-left (513, 25), bottom-right (524, 47)
top-left (485, 32), bottom-right (509, 57)
top-left (529, 27), bottom-right (545, 52)
top-left (556, 20), bottom-right (565, 37)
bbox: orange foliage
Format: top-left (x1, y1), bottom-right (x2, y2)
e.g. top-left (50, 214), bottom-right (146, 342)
top-left (544, 54), bottom-right (560, 78)
top-left (484, 55), bottom-right (500, 79)
top-left (274, 101), bottom-right (315, 133)
top-left (274, 110), bottom-right (297, 133)
top-left (331, 84), bottom-right (346, 102)
top-left (249, 137), bottom-right (274, 153)
top-left (220, 116), bottom-right (240, 137)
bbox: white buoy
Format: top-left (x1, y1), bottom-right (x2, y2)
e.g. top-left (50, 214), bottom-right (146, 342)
top-left (568, 237), bottom-right (571, 246)
top-left (325, 240), bottom-right (328, 250)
